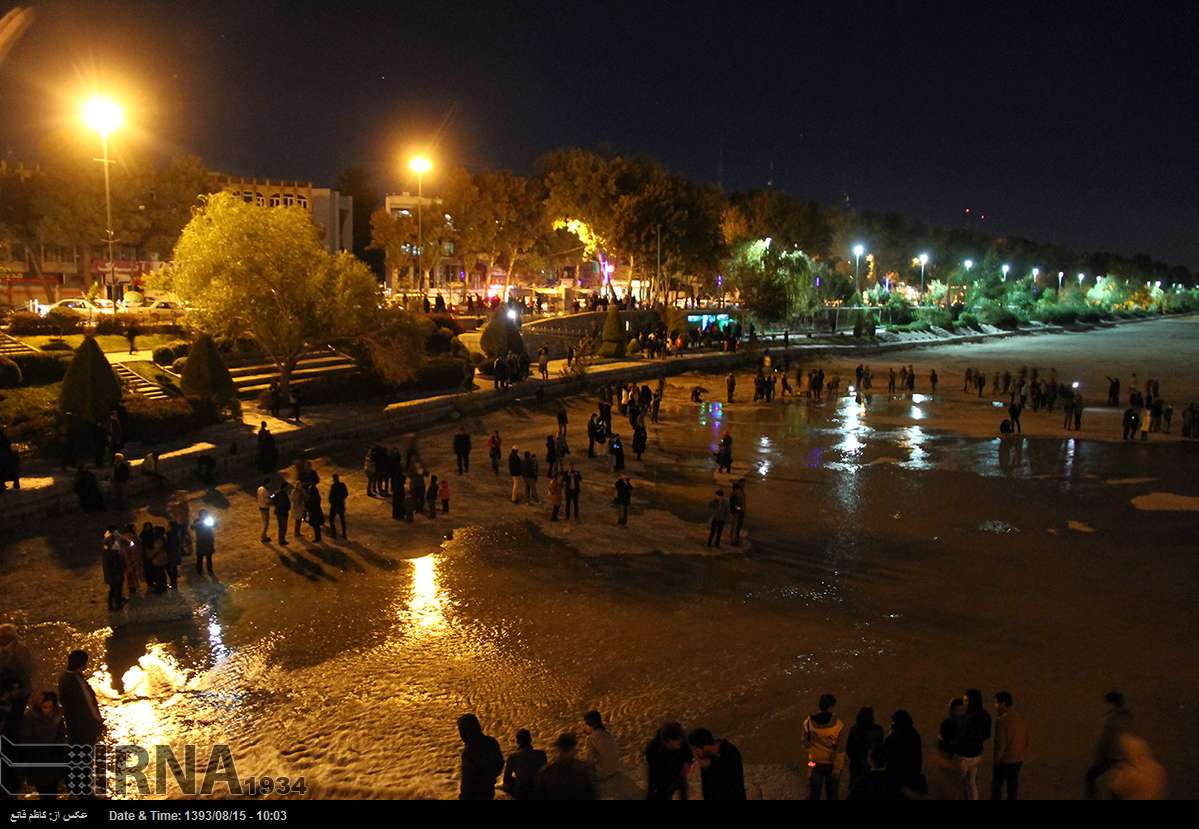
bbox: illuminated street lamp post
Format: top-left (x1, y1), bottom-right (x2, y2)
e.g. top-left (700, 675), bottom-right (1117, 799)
top-left (918, 253), bottom-right (929, 298)
top-left (853, 244), bottom-right (865, 299)
top-left (409, 155), bottom-right (432, 291)
top-left (1001, 263), bottom-right (1010, 281)
top-left (1057, 271), bottom-right (1065, 293)
top-left (1078, 272), bottom-right (1085, 288)
top-left (82, 95), bottom-right (123, 299)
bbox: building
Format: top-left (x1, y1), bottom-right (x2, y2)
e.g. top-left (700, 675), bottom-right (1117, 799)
top-left (383, 192), bottom-right (468, 295)
top-left (216, 174), bottom-right (353, 255)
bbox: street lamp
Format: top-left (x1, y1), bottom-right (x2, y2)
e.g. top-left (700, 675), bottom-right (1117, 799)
top-left (1077, 272), bottom-right (1085, 286)
top-left (82, 95), bottom-right (123, 300)
top-left (409, 155), bottom-right (432, 291)
top-left (1001, 263), bottom-right (1010, 281)
top-left (1057, 271), bottom-right (1064, 292)
top-left (853, 244), bottom-right (865, 298)
top-left (918, 253), bottom-right (929, 297)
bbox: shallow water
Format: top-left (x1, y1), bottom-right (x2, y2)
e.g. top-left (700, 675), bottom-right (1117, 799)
top-left (19, 381), bottom-right (1199, 799)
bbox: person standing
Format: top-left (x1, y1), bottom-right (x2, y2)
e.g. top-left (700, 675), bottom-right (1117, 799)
top-left (930, 369), bottom-right (938, 394)
top-left (609, 432), bottom-right (625, 472)
top-left (726, 372), bottom-right (736, 403)
top-left (457, 713), bottom-right (504, 801)
top-left (992, 691), bottom-right (1029, 800)
top-left (847, 707), bottom-right (886, 788)
top-left (688, 728), bottom-right (746, 800)
top-left (57, 650), bottom-right (105, 780)
top-left (803, 693), bottom-right (847, 800)
top-left (730, 479), bottom-right (747, 545)
top-left (164, 519), bottom-right (183, 588)
top-left (955, 688), bottom-right (992, 800)
top-left (716, 432), bottom-right (733, 474)
top-left (1008, 401), bottom-right (1023, 434)
top-left (120, 524), bottom-right (141, 597)
top-left (587, 413), bottom-right (601, 458)
top-left (632, 422), bottom-right (647, 462)
top-left (255, 422), bottom-right (278, 474)
top-left (257, 478), bottom-right (273, 542)
top-left (328, 474), bottom-right (348, 539)
top-left (581, 710), bottom-right (620, 792)
top-left (884, 709), bottom-right (924, 795)
top-left (453, 427), bottom-right (472, 475)
top-left (522, 452), bottom-right (539, 503)
top-left (707, 489), bottom-right (730, 548)
top-left (0, 624), bottom-right (33, 742)
top-left (111, 452), bottom-right (130, 508)
top-left (1074, 392), bottom-right (1084, 431)
top-left (564, 465), bottom-right (582, 521)
top-left (1085, 690), bottom-right (1134, 798)
top-left (487, 430), bottom-right (502, 475)
top-left (271, 481), bottom-right (292, 545)
top-left (548, 473), bottom-right (563, 521)
top-left (20, 691), bottom-right (67, 799)
top-left (645, 721), bottom-right (692, 800)
top-left (534, 733), bottom-right (596, 800)
top-left (290, 478), bottom-right (307, 540)
top-left (193, 509), bottom-right (216, 577)
top-left (614, 474), bottom-right (633, 527)
top-left (502, 729), bottom-right (547, 801)
top-left (364, 449), bottom-right (377, 497)
top-left (509, 447), bottom-right (523, 503)
top-left (101, 527), bottom-right (125, 611)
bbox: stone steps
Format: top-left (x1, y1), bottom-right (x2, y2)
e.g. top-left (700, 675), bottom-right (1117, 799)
top-left (112, 362), bottom-right (172, 401)
top-left (0, 332), bottom-right (38, 356)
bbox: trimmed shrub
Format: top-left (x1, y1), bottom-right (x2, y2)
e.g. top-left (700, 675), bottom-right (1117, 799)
top-left (288, 373), bottom-right (387, 406)
top-left (152, 346), bottom-right (175, 366)
top-left (958, 312), bottom-right (979, 329)
top-left (8, 310), bottom-right (79, 336)
top-left (93, 313), bottom-right (142, 335)
top-left (167, 340), bottom-right (192, 359)
top-left (598, 305), bottom-right (626, 358)
top-left (123, 396), bottom-right (224, 444)
top-left (981, 307), bottom-right (1021, 330)
top-left (10, 352), bottom-right (71, 385)
top-left (411, 357), bottom-right (471, 392)
top-left (39, 339), bottom-right (74, 352)
top-left (479, 312), bottom-right (526, 359)
top-left (0, 356), bottom-right (22, 388)
top-left (170, 357), bottom-right (188, 374)
top-left (58, 337), bottom-right (122, 422)
top-left (181, 334), bottom-right (236, 403)
top-left (426, 313), bottom-right (464, 336)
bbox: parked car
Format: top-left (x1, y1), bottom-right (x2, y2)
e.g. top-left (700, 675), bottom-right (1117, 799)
top-left (92, 298), bottom-right (118, 314)
top-left (35, 298), bottom-right (102, 320)
top-left (137, 299), bottom-right (188, 322)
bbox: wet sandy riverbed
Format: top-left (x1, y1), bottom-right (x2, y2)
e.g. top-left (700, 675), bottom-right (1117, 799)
top-left (3, 320), bottom-right (1198, 799)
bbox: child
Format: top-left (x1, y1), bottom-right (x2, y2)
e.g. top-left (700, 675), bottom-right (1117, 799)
top-left (438, 477), bottom-right (450, 514)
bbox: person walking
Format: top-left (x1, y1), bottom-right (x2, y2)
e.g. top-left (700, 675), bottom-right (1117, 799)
top-left (271, 480), bottom-right (292, 545)
top-left (729, 479), bottom-right (747, 545)
top-left (193, 509), bottom-right (216, 577)
top-left (688, 728), bottom-right (746, 800)
top-left (509, 447), bottom-right (523, 503)
top-left (992, 690), bottom-right (1029, 800)
top-left (614, 474), bottom-right (633, 527)
top-left (502, 729), bottom-right (547, 801)
top-left (707, 488), bottom-right (730, 548)
top-left (803, 693), bottom-right (848, 800)
top-left (955, 689), bottom-right (992, 800)
top-left (257, 478), bottom-right (273, 542)
top-left (457, 713), bottom-right (504, 801)
top-left (645, 722), bottom-right (692, 800)
top-left (328, 473), bottom-right (348, 539)
top-left (487, 430), bottom-right (502, 475)
top-left (564, 465), bottom-right (582, 521)
top-left (545, 434), bottom-right (558, 478)
top-left (453, 427), bottom-right (472, 475)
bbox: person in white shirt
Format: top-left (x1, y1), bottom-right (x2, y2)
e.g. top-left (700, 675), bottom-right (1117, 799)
top-left (582, 709), bottom-right (620, 791)
top-left (256, 478), bottom-right (272, 542)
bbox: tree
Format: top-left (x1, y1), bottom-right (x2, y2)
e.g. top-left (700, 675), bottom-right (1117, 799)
top-left (337, 166), bottom-right (385, 279)
top-left (180, 333), bottom-right (236, 403)
top-left (725, 239), bottom-right (821, 326)
top-left (479, 311), bottom-right (526, 359)
top-left (58, 337), bottom-right (121, 423)
top-left (355, 307), bottom-right (428, 384)
top-left (156, 192), bottom-right (379, 394)
top-left (598, 304), bottom-right (626, 357)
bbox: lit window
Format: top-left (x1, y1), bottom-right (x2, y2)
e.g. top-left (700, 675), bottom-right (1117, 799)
top-left (296, 195), bottom-right (308, 209)
top-left (283, 194), bottom-right (294, 207)
top-left (269, 193), bottom-right (282, 207)
top-left (242, 190), bottom-right (254, 203)
top-left (255, 192), bottom-right (265, 206)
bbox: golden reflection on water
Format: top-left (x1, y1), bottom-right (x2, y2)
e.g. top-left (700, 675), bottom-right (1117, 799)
top-left (402, 555), bottom-right (448, 636)
top-left (92, 644), bottom-right (196, 748)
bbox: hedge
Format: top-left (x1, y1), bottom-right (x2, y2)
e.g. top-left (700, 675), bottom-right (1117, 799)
top-left (409, 357), bottom-right (471, 392)
top-left (39, 339), bottom-right (74, 352)
top-left (123, 396), bottom-right (224, 444)
top-left (152, 346), bottom-right (175, 366)
top-left (0, 356), bottom-right (22, 388)
top-left (7, 310), bottom-right (81, 336)
top-left (168, 341), bottom-right (192, 359)
top-left (9, 352), bottom-right (72, 385)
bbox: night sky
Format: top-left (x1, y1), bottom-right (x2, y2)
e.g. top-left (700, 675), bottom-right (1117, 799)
top-left (2, 0), bottom-right (1197, 268)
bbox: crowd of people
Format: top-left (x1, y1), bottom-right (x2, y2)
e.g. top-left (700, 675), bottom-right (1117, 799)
top-left (447, 686), bottom-right (1166, 800)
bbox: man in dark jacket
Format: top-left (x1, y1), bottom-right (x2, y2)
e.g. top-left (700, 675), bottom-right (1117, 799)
top-left (453, 428), bottom-right (472, 475)
top-left (327, 474), bottom-right (348, 539)
top-left (57, 649), bottom-right (104, 748)
top-left (955, 689), bottom-right (992, 800)
top-left (193, 509), bottom-right (216, 577)
top-left (458, 713), bottom-right (504, 800)
top-left (688, 728), bottom-right (745, 800)
top-left (645, 721), bottom-right (691, 800)
top-left (502, 729), bottom-right (547, 801)
top-left (535, 733), bottom-right (596, 800)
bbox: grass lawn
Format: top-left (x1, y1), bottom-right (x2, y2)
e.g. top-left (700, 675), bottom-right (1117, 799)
top-left (20, 333), bottom-right (180, 353)
top-left (0, 382), bottom-right (61, 424)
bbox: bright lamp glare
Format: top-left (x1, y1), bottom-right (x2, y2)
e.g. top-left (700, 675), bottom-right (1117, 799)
top-left (964, 259), bottom-right (973, 270)
top-left (81, 96), bottom-right (123, 134)
top-left (852, 244), bottom-right (865, 257)
top-left (505, 309), bottom-right (517, 321)
top-left (919, 253), bottom-right (929, 265)
top-left (409, 156), bottom-right (432, 174)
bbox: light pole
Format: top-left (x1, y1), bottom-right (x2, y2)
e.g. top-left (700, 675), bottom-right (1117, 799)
top-left (918, 253), bottom-right (929, 298)
top-left (82, 96), bottom-right (123, 300)
top-left (853, 244), bottom-right (865, 300)
top-left (1001, 263), bottom-right (1010, 282)
top-left (1058, 271), bottom-right (1064, 293)
top-left (409, 155), bottom-right (432, 292)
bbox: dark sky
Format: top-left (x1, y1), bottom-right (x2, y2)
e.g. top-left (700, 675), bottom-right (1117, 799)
top-left (2, 0), bottom-right (1197, 268)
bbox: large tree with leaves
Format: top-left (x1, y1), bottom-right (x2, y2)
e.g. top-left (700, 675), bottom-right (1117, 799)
top-left (156, 192), bottom-right (379, 393)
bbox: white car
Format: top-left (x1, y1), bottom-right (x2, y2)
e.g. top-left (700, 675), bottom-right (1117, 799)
top-left (138, 299), bottom-right (187, 321)
top-left (92, 299), bottom-right (117, 315)
top-left (36, 298), bottom-right (102, 320)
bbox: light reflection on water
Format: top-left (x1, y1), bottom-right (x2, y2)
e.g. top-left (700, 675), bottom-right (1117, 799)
top-left (401, 554), bottom-right (447, 636)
